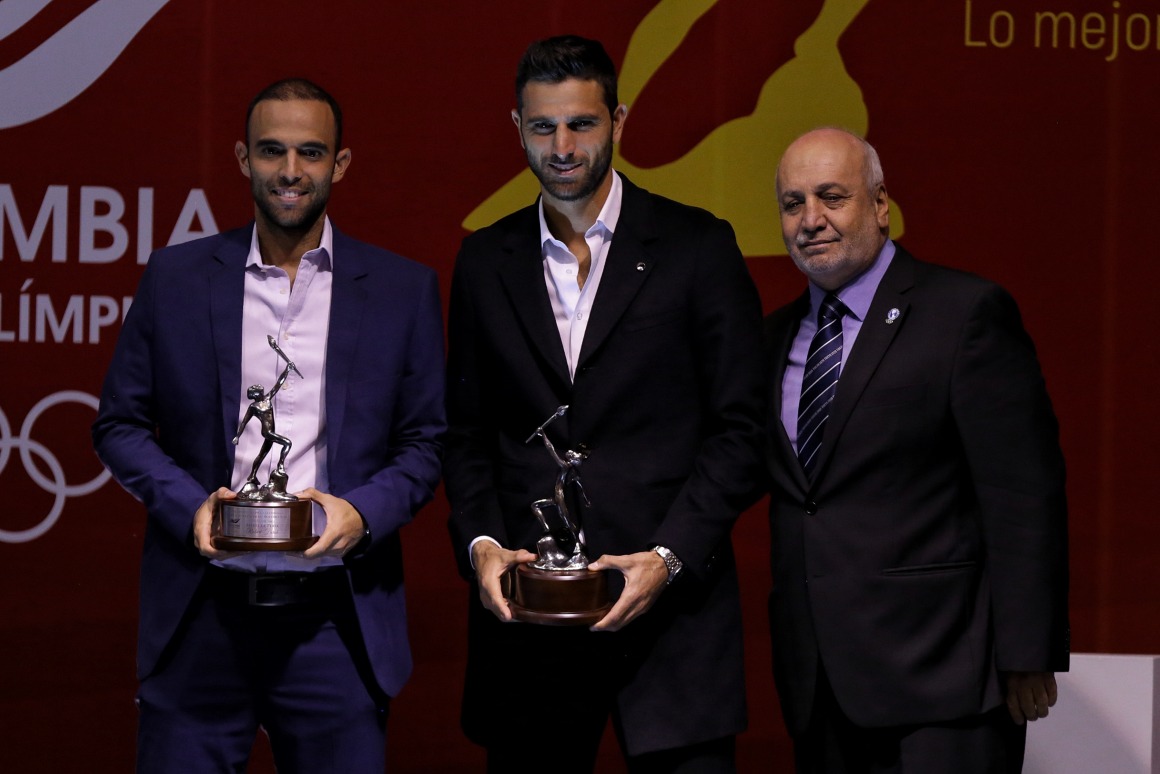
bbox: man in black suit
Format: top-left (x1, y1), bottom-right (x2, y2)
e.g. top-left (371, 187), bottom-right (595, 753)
top-left (763, 127), bottom-right (1069, 772)
top-left (444, 35), bottom-right (765, 772)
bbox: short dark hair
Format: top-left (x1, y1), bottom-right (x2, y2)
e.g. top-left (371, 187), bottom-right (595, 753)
top-left (245, 78), bottom-right (343, 149)
top-left (515, 35), bottom-right (619, 116)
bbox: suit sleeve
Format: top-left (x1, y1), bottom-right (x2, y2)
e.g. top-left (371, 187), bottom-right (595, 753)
top-left (339, 269), bottom-right (446, 546)
top-left (91, 257), bottom-right (210, 546)
top-left (650, 218), bottom-right (767, 579)
top-left (444, 245), bottom-right (509, 579)
top-left (951, 284), bottom-right (1069, 671)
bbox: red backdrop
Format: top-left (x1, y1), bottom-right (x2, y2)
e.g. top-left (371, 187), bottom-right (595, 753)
top-left (2, 0), bottom-right (1157, 770)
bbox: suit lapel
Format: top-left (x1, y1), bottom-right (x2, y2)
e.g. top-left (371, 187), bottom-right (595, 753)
top-left (326, 229), bottom-right (369, 462)
top-left (767, 293), bottom-right (810, 491)
top-left (812, 246), bottom-right (916, 480)
top-left (577, 178), bottom-right (655, 370)
top-left (208, 228), bottom-right (250, 469)
top-left (496, 205), bottom-right (572, 390)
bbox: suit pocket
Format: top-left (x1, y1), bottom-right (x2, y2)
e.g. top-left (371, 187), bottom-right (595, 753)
top-left (861, 383), bottom-right (927, 408)
top-left (881, 560), bottom-right (977, 576)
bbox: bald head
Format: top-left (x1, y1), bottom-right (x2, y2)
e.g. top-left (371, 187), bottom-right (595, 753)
top-left (776, 128), bottom-right (889, 290)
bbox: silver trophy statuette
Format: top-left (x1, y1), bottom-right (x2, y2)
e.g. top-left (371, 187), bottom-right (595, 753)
top-left (506, 405), bottom-right (611, 625)
top-left (214, 335), bottom-right (317, 551)
top-left (526, 405), bottom-right (590, 570)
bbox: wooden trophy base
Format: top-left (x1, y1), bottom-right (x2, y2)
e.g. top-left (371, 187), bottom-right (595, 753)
top-left (214, 499), bottom-right (318, 551)
top-left (507, 565), bottom-right (613, 626)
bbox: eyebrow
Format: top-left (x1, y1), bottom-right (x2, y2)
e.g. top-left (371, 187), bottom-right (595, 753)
top-left (524, 112), bottom-right (603, 124)
top-left (254, 139), bottom-right (331, 151)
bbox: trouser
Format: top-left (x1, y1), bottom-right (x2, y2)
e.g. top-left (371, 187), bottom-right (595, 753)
top-left (794, 666), bottom-right (1026, 774)
top-left (136, 567), bottom-right (389, 774)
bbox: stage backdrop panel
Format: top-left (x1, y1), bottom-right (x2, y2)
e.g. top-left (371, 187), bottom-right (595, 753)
top-left (2, 0), bottom-right (1158, 770)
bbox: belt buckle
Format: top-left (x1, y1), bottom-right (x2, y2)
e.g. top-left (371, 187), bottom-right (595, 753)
top-left (247, 574), bottom-right (293, 607)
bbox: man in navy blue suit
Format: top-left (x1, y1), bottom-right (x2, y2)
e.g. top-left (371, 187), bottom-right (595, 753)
top-left (93, 79), bottom-right (445, 773)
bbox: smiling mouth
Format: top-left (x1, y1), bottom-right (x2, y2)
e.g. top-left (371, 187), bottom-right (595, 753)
top-left (272, 189), bottom-right (308, 204)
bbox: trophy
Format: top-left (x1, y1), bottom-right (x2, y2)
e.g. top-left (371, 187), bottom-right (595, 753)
top-left (506, 406), bottom-right (613, 625)
top-left (213, 335), bottom-right (318, 551)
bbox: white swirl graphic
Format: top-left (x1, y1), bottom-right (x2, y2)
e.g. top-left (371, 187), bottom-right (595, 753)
top-left (0, 390), bottom-right (111, 543)
top-left (0, 0), bottom-right (171, 130)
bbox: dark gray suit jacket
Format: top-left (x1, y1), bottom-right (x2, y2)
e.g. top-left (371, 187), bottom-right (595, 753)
top-left (764, 244), bottom-right (1069, 734)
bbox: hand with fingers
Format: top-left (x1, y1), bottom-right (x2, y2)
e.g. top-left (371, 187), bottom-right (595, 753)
top-left (1003, 671), bottom-right (1058, 725)
top-left (295, 487), bottom-right (370, 559)
top-left (587, 550), bottom-right (670, 632)
top-left (192, 487), bottom-right (242, 560)
top-left (472, 540), bottom-right (537, 622)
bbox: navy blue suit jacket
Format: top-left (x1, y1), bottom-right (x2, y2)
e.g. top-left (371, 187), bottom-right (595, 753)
top-left (93, 224), bottom-right (445, 697)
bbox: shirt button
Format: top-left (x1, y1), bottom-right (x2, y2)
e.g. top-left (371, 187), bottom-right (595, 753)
top-left (805, 501), bottom-right (818, 515)
top-left (576, 312), bottom-right (583, 320)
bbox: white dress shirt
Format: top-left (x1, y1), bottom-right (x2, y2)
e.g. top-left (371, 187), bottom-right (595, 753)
top-left (469, 172), bottom-right (625, 564)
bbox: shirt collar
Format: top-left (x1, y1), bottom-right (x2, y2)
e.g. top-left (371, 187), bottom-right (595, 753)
top-left (245, 216), bottom-right (334, 272)
top-left (537, 170), bottom-right (623, 250)
top-left (808, 239), bottom-right (896, 322)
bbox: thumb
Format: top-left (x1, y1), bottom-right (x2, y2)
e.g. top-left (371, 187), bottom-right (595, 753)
top-left (587, 554), bottom-right (620, 572)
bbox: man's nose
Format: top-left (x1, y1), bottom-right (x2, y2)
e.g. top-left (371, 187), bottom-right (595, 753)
top-left (551, 127), bottom-right (576, 158)
top-left (802, 199), bottom-right (827, 231)
top-left (280, 151), bottom-right (303, 182)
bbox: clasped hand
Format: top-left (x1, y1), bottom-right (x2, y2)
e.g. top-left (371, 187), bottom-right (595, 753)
top-left (192, 486), bottom-right (367, 560)
top-left (470, 542), bottom-right (669, 632)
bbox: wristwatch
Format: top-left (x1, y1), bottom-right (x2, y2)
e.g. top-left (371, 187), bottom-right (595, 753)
top-left (652, 545), bottom-right (684, 585)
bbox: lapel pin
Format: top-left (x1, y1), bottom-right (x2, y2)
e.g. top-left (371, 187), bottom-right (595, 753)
top-left (636, 262), bottom-right (646, 272)
top-left (885, 308), bottom-right (901, 324)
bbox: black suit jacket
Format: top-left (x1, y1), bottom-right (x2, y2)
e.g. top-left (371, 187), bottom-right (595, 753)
top-left (444, 176), bottom-right (765, 755)
top-left (764, 245), bottom-right (1068, 735)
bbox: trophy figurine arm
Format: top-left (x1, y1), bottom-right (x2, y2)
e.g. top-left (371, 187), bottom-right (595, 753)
top-left (232, 405), bottom-right (255, 444)
top-left (268, 362), bottom-right (293, 399)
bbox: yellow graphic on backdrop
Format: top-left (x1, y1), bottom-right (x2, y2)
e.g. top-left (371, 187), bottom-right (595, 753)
top-left (463, 0), bottom-right (904, 257)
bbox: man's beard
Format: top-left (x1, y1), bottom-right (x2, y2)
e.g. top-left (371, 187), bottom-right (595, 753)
top-left (251, 178), bottom-right (330, 234)
top-left (527, 144), bottom-right (612, 203)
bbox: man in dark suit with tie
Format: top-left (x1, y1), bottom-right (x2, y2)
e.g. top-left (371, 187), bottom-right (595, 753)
top-left (444, 35), bottom-right (765, 772)
top-left (93, 79), bottom-right (445, 772)
top-left (763, 127), bottom-right (1069, 772)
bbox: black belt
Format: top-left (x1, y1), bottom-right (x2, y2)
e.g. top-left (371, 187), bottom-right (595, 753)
top-left (203, 565), bottom-right (348, 608)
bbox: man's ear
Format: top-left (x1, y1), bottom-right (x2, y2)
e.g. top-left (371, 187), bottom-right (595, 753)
top-left (875, 184), bottom-right (890, 230)
top-left (234, 141), bottom-right (251, 179)
top-left (611, 103), bottom-right (628, 144)
top-left (511, 109), bottom-right (526, 150)
top-left (331, 148), bottom-right (352, 183)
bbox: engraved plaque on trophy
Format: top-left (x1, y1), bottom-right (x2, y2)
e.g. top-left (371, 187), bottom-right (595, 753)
top-left (214, 335), bottom-right (318, 551)
top-left (506, 406), bottom-right (613, 625)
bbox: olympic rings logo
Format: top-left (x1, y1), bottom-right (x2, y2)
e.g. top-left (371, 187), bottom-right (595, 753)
top-left (0, 391), bottom-right (111, 543)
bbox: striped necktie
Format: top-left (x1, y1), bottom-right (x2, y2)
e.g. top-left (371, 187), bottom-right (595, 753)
top-left (797, 294), bottom-right (846, 477)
